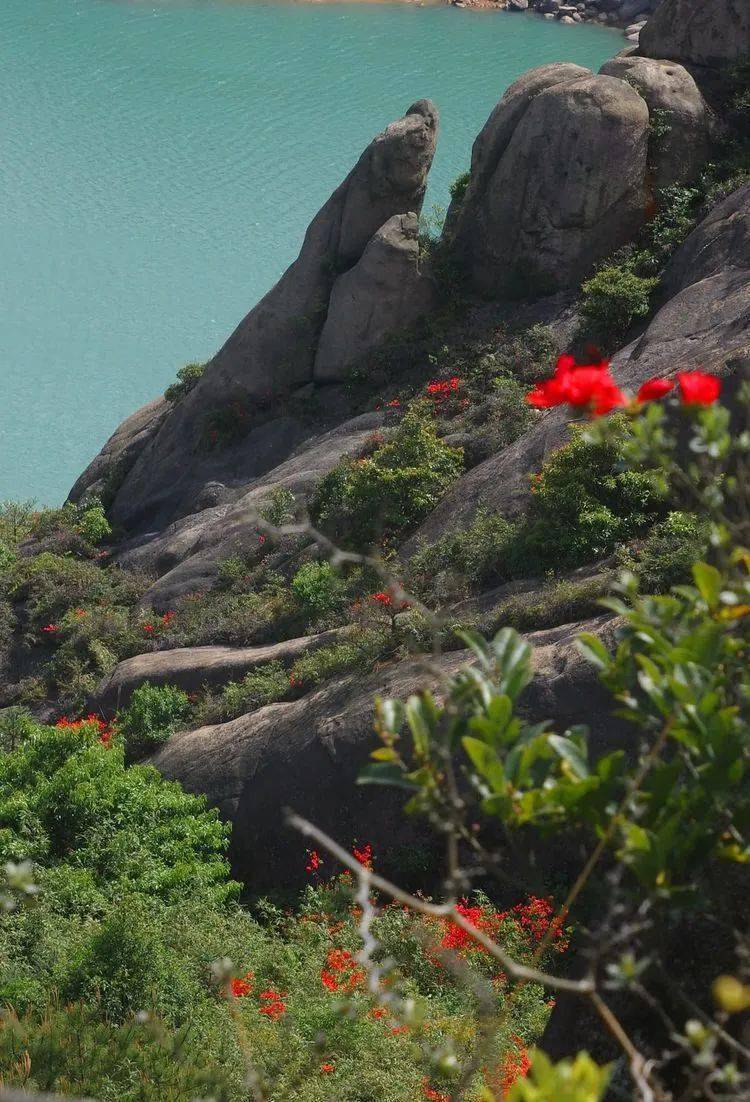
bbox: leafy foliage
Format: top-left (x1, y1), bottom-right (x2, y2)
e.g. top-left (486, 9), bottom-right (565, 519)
top-left (116, 681), bottom-right (191, 759)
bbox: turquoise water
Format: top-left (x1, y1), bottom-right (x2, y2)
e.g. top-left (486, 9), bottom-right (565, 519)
top-left (0, 0), bottom-right (618, 504)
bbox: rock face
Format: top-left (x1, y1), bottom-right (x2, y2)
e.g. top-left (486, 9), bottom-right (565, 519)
top-left (639, 0), bottom-right (750, 67)
top-left (69, 397), bottom-right (168, 505)
top-left (447, 64), bottom-right (650, 298)
top-left (152, 617), bottom-right (624, 892)
top-left (93, 630), bottom-right (342, 712)
top-left (314, 213), bottom-right (438, 383)
top-left (81, 102), bottom-right (438, 532)
top-left (405, 184), bottom-right (750, 553)
top-left (599, 55), bottom-right (711, 189)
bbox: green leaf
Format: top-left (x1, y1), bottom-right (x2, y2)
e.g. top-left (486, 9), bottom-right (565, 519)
top-left (575, 632), bottom-right (610, 670)
top-left (548, 735), bottom-right (590, 780)
top-left (357, 762), bottom-right (418, 791)
top-left (462, 736), bottom-right (505, 790)
top-left (692, 561), bottom-right (722, 609)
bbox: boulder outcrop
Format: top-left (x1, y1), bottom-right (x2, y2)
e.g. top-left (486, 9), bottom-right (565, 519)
top-left (599, 55), bottom-right (711, 188)
top-left (152, 616), bottom-right (624, 891)
top-left (81, 102), bottom-right (438, 532)
top-left (639, 0), bottom-right (750, 68)
top-left (93, 630), bottom-right (342, 712)
top-left (314, 213), bottom-right (438, 383)
top-left (446, 64), bottom-right (650, 298)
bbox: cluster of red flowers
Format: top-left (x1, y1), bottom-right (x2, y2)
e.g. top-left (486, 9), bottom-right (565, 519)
top-left (230, 971), bottom-right (255, 998)
top-left (142, 610), bottom-right (176, 636)
top-left (369, 591), bottom-right (410, 611)
top-left (511, 896), bottom-right (569, 952)
top-left (423, 1080), bottom-right (451, 1102)
top-left (437, 895), bottom-right (568, 958)
top-left (305, 849), bottom-right (323, 874)
top-left (289, 674), bottom-right (303, 689)
top-left (352, 842), bottom-right (373, 870)
top-left (425, 376), bottom-right (463, 414)
top-left (258, 988), bottom-right (287, 1020)
top-left (526, 353), bottom-right (721, 417)
top-left (55, 714), bottom-right (113, 747)
top-left (72, 608), bottom-right (87, 620)
top-left (319, 1063), bottom-right (335, 1075)
top-left (320, 948), bottom-right (365, 993)
top-left (485, 1036), bottom-right (532, 1097)
top-left (42, 623), bottom-right (58, 635)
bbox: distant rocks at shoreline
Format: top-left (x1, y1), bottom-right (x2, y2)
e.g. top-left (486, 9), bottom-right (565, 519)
top-left (451, 0), bottom-right (659, 43)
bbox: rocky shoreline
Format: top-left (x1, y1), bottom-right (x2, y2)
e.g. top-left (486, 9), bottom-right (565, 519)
top-left (453, 0), bottom-right (658, 45)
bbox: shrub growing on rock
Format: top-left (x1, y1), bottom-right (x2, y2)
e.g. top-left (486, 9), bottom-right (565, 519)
top-left (163, 361), bottom-right (205, 403)
top-left (579, 262), bottom-right (659, 347)
top-left (116, 681), bottom-right (191, 758)
top-left (311, 407), bottom-right (463, 551)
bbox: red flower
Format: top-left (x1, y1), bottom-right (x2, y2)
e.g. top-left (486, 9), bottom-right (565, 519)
top-left (55, 714), bottom-right (113, 747)
top-left (319, 1063), bottom-right (335, 1075)
top-left (368, 1006), bottom-right (387, 1019)
top-left (526, 354), bottom-right (624, 417)
top-left (142, 623), bottom-right (154, 635)
top-left (320, 948), bottom-right (365, 993)
top-left (73, 608), bottom-right (87, 620)
top-left (387, 398), bottom-right (401, 408)
top-left (161, 610), bottom-right (175, 626)
top-left (231, 971), bottom-right (254, 998)
top-left (370, 591), bottom-right (392, 607)
top-left (352, 842), bottom-right (373, 870)
top-left (305, 849), bottom-right (323, 874)
top-left (258, 534), bottom-right (266, 544)
top-left (637, 377), bottom-right (674, 402)
top-left (258, 988), bottom-right (286, 1020)
top-left (423, 1081), bottom-right (450, 1102)
top-left (289, 674), bottom-right (302, 689)
top-left (677, 370), bottom-right (721, 405)
top-left (42, 623), bottom-right (58, 634)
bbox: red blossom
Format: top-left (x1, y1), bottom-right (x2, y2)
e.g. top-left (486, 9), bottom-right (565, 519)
top-left (230, 971), bottom-right (254, 998)
top-left (55, 714), bottom-right (113, 747)
top-left (319, 1063), bottom-right (335, 1075)
top-left (73, 608), bottom-right (87, 620)
top-left (386, 398), bottom-right (401, 408)
top-left (305, 849), bottom-right (323, 874)
top-left (352, 842), bottom-right (373, 870)
top-left (289, 674), bottom-right (302, 689)
top-left (526, 354), bottom-right (625, 417)
top-left (677, 370), bottom-right (721, 406)
top-left (161, 610), bottom-right (175, 626)
top-left (258, 534), bottom-right (266, 544)
top-left (484, 1036), bottom-right (532, 1097)
top-left (42, 623), bottom-right (59, 634)
top-left (258, 988), bottom-right (287, 1020)
top-left (511, 896), bottom-right (569, 952)
top-left (637, 377), bottom-right (674, 402)
top-left (320, 948), bottom-right (365, 993)
top-left (142, 623), bottom-right (155, 635)
top-left (423, 1081), bottom-right (451, 1102)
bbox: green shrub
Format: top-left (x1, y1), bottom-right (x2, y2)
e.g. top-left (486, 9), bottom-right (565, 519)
top-left (510, 420), bottom-right (665, 574)
top-left (621, 510), bottom-right (710, 593)
top-left (291, 561), bottom-right (346, 621)
top-left (259, 485), bottom-right (297, 528)
top-left (478, 574), bottom-right (610, 636)
top-left (197, 660), bottom-right (290, 724)
top-left (289, 633), bottom-right (386, 689)
top-left (407, 510), bottom-right (517, 599)
top-left (164, 361), bottom-right (205, 403)
top-left (311, 407), bottom-right (463, 550)
top-left (579, 262), bottom-right (659, 347)
top-left (76, 502), bottom-right (112, 545)
top-left (116, 682), bottom-right (191, 758)
top-left (448, 170), bottom-right (470, 204)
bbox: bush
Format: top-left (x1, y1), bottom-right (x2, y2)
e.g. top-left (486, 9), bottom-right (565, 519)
top-left (510, 420), bottom-right (665, 573)
top-left (289, 633), bottom-right (386, 689)
top-left (116, 682), bottom-right (191, 758)
top-left (579, 262), bottom-right (658, 347)
top-left (291, 561), bottom-right (346, 622)
top-left (407, 510), bottom-right (517, 599)
top-left (164, 361), bottom-right (205, 403)
top-left (621, 510), bottom-right (710, 593)
top-left (196, 660), bottom-right (290, 725)
top-left (448, 170), bottom-right (470, 204)
top-left (76, 502), bottom-right (112, 545)
top-left (311, 407), bottom-right (463, 550)
top-left (259, 485), bottom-right (297, 528)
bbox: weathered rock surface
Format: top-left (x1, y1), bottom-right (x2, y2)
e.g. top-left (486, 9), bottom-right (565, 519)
top-left (406, 183), bottom-right (750, 552)
top-left (314, 213), bottom-right (438, 383)
top-left (448, 64), bottom-right (650, 298)
top-left (639, 0), bottom-right (750, 68)
top-left (68, 396), bottom-right (169, 505)
top-left (93, 630), bottom-right (342, 712)
top-left (152, 616), bottom-right (625, 890)
top-left (84, 102), bottom-right (438, 533)
top-left (599, 55), bottom-right (711, 188)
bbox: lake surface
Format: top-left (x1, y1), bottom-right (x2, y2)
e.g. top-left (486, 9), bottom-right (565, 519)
top-left (0, 0), bottom-right (618, 504)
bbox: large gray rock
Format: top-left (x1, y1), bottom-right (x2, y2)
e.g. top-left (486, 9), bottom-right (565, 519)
top-left (314, 213), bottom-right (438, 383)
top-left (68, 396), bottom-right (169, 505)
top-left (93, 630), bottom-right (342, 712)
top-left (639, 0), bottom-right (750, 67)
top-left (89, 102), bottom-right (438, 533)
top-left (448, 65), bottom-right (650, 298)
top-left (152, 616), bottom-right (624, 891)
top-left (599, 55), bottom-right (710, 188)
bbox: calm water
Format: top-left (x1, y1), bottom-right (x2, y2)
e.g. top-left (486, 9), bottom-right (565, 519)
top-left (0, 0), bottom-right (618, 504)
